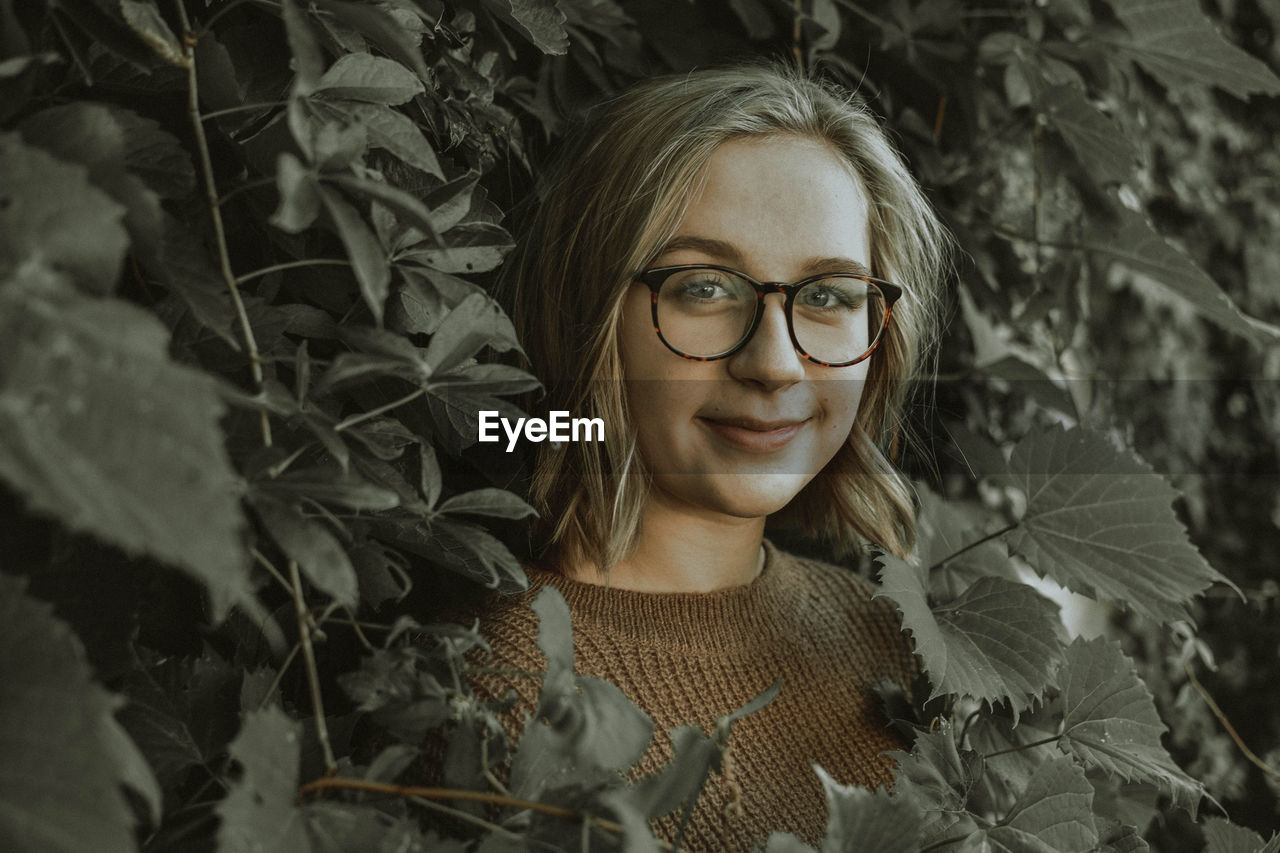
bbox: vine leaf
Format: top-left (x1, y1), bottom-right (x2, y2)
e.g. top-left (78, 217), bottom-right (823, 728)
top-left (1001, 425), bottom-right (1233, 623)
top-left (215, 707), bottom-right (310, 853)
top-left (119, 0), bottom-right (184, 66)
top-left (1085, 206), bottom-right (1280, 348)
top-left (333, 102), bottom-right (443, 178)
top-left (771, 766), bottom-right (923, 853)
top-left (1040, 84), bottom-right (1136, 184)
top-left (1100, 0), bottom-right (1280, 99)
top-left (1058, 637), bottom-right (1207, 816)
top-left (483, 0), bottom-right (570, 55)
top-left (423, 292), bottom-right (523, 375)
top-left (0, 573), bottom-right (162, 853)
top-left (876, 556), bottom-right (1065, 715)
top-left (1201, 817), bottom-right (1275, 853)
top-left (438, 487), bottom-right (537, 520)
top-left (313, 0), bottom-right (431, 82)
top-left (313, 53), bottom-right (424, 105)
top-left (982, 756), bottom-right (1098, 853)
top-left (0, 132), bottom-right (127, 294)
top-left (251, 494), bottom-right (359, 608)
top-left (886, 724), bottom-right (984, 845)
top-left (318, 186), bottom-right (390, 323)
top-left (0, 265), bottom-right (250, 618)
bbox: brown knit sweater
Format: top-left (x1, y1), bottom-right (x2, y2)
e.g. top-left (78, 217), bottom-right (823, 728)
top-left (461, 539), bottom-right (919, 851)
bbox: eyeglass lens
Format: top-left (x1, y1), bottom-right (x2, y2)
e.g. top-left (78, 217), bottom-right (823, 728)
top-left (654, 268), bottom-right (885, 363)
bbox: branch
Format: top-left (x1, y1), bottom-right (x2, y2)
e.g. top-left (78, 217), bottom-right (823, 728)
top-left (177, 0), bottom-right (272, 447)
top-left (288, 558), bottom-right (336, 773)
top-left (927, 521), bottom-right (1019, 573)
top-left (1185, 663), bottom-right (1280, 782)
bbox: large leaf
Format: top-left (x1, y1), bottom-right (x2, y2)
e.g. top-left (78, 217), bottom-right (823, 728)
top-left (1058, 637), bottom-right (1206, 816)
top-left (1040, 84), bottom-right (1135, 184)
top-left (0, 573), bottom-right (160, 853)
top-left (983, 756), bottom-right (1097, 853)
top-left (251, 495), bottom-right (359, 608)
top-left (215, 707), bottom-right (311, 853)
top-left (423, 292), bottom-right (523, 375)
top-left (0, 132), bottom-right (128, 294)
top-left (876, 556), bottom-right (1065, 715)
top-left (1202, 818), bottom-right (1271, 853)
top-left (313, 53), bottom-right (424, 104)
top-left (331, 102), bottom-right (443, 178)
top-left (1101, 0), bottom-right (1280, 99)
top-left (1001, 425), bottom-right (1231, 623)
top-left (886, 724), bottom-right (983, 845)
top-left (812, 765), bottom-right (924, 853)
top-left (318, 186), bottom-right (391, 323)
top-left (313, 0), bottom-right (431, 82)
top-left (482, 0), bottom-right (569, 54)
top-left (1087, 206), bottom-right (1280, 348)
top-left (0, 265), bottom-right (250, 618)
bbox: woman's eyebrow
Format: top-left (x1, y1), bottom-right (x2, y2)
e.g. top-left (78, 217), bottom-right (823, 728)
top-left (656, 235), bottom-right (745, 264)
top-left (803, 256), bottom-right (874, 277)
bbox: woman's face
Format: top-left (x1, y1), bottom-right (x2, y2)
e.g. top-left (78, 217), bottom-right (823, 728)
top-left (619, 134), bottom-right (874, 521)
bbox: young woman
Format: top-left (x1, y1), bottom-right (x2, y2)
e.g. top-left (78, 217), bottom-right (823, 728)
top-left (464, 64), bottom-right (949, 850)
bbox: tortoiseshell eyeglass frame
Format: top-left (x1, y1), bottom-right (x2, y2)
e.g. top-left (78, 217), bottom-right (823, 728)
top-left (635, 264), bottom-right (904, 367)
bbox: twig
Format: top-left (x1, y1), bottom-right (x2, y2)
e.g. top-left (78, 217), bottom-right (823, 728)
top-left (334, 389), bottom-right (426, 432)
top-left (177, 0), bottom-right (272, 447)
top-left (928, 522), bottom-right (1019, 572)
top-left (257, 643), bottom-right (301, 711)
top-left (288, 559), bottom-right (336, 773)
top-left (200, 100), bottom-right (288, 121)
top-left (1184, 663), bottom-right (1280, 782)
top-left (235, 258), bottom-right (353, 284)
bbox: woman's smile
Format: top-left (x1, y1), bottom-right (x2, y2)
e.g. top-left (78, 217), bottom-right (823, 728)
top-left (698, 415), bottom-right (811, 453)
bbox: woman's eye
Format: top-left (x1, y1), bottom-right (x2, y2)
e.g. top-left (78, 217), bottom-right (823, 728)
top-left (801, 282), bottom-right (865, 310)
top-left (681, 279), bottom-right (731, 299)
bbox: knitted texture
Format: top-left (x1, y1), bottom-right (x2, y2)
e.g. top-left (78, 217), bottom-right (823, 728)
top-left (455, 539), bottom-right (920, 851)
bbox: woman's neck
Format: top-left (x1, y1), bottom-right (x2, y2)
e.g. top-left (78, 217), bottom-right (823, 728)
top-left (566, 492), bottom-right (767, 593)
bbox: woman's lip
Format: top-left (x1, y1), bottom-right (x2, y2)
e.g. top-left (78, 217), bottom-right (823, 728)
top-left (700, 417), bottom-right (808, 452)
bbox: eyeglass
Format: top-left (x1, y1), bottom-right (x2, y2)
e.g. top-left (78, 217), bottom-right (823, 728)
top-left (636, 264), bottom-right (903, 367)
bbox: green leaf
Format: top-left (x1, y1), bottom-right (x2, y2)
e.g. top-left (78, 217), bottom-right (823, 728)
top-left (0, 133), bottom-right (128, 294)
top-left (0, 573), bottom-right (162, 853)
top-left (1202, 818), bottom-right (1269, 853)
top-left (215, 707), bottom-right (311, 853)
top-left (119, 0), bottom-right (184, 66)
top-left (302, 802), bottom-right (459, 853)
top-left (252, 495), bottom-right (359, 608)
top-left (1040, 85), bottom-right (1135, 185)
top-left (886, 724), bottom-right (984, 844)
top-left (1058, 636), bottom-right (1206, 816)
top-left (312, 0), bottom-right (431, 82)
top-left (0, 266), bottom-right (250, 618)
top-left (814, 764), bottom-right (925, 853)
top-left (117, 668), bottom-right (207, 792)
top-left (314, 53), bottom-right (424, 104)
top-left (1100, 0), bottom-right (1280, 98)
top-left (318, 186), bottom-right (390, 323)
top-left (423, 292), bottom-right (523, 375)
top-left (401, 222), bottom-right (514, 273)
top-left (281, 0), bottom-right (324, 95)
top-left (876, 557), bottom-right (1065, 714)
top-left (1001, 425), bottom-right (1232, 623)
top-left (333, 103), bottom-right (443, 178)
top-left (984, 756), bottom-right (1097, 853)
top-left (439, 488), bottom-right (537, 519)
top-left (1086, 206), bottom-right (1280, 348)
top-left (326, 173), bottom-right (442, 245)
top-left (483, 0), bottom-right (570, 54)
top-left (271, 152), bottom-right (322, 233)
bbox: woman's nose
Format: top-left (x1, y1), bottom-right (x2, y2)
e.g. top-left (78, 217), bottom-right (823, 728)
top-left (727, 294), bottom-right (806, 390)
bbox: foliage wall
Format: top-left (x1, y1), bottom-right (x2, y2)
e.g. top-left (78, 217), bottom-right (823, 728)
top-left (1, 0), bottom-right (1279, 851)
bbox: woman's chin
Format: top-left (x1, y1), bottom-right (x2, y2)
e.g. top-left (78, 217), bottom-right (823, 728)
top-left (653, 472), bottom-right (811, 520)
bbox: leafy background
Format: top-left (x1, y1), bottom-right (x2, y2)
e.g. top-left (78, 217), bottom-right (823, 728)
top-left (1, 0), bottom-right (1279, 851)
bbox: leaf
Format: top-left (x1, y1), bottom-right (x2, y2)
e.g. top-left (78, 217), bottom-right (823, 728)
top-left (876, 556), bottom-right (1066, 715)
top-left (281, 0), bottom-right (324, 95)
top-left (271, 152), bottom-right (322, 233)
top-left (215, 707), bottom-right (311, 853)
top-left (886, 724), bottom-right (984, 844)
top-left (1058, 637), bottom-right (1206, 816)
top-left (1086, 206), bottom-right (1280, 348)
top-left (0, 132), bottom-right (128, 294)
top-left (814, 765), bottom-right (924, 853)
top-left (1100, 0), bottom-right (1280, 99)
top-left (314, 53), bottom-right (424, 104)
top-left (1202, 818), bottom-right (1268, 853)
top-left (1001, 425), bottom-right (1232, 623)
top-left (1040, 85), bottom-right (1135, 185)
top-left (483, 0), bottom-right (569, 54)
top-left (423, 292), bottom-right (523, 375)
top-left (119, 0), bottom-right (184, 66)
top-left (401, 222), bottom-right (514, 273)
top-left (313, 0), bottom-right (430, 82)
top-left (984, 756), bottom-right (1097, 853)
top-left (0, 266), bottom-right (250, 618)
top-left (326, 173), bottom-right (442, 245)
top-left (334, 102), bottom-right (443, 178)
top-left (439, 487), bottom-right (537, 519)
top-left (319, 186), bottom-right (390, 323)
top-left (302, 801), bottom-right (457, 853)
top-left (0, 573), bottom-right (162, 853)
top-left (252, 495), bottom-right (359, 608)
top-left (117, 668), bottom-right (207, 791)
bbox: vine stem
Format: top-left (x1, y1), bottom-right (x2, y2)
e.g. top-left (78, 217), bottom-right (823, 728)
top-left (1185, 663), bottom-right (1280, 782)
top-left (176, 0), bottom-right (272, 447)
top-left (297, 777), bottom-right (644, 842)
top-left (235, 258), bottom-right (352, 284)
top-left (334, 388), bottom-right (426, 432)
top-left (928, 521), bottom-right (1019, 572)
top-left (288, 559), bottom-right (336, 773)
top-left (982, 734), bottom-right (1059, 759)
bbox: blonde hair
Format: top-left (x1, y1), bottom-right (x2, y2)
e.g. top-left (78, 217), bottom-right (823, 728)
top-left (504, 63), bottom-right (950, 572)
